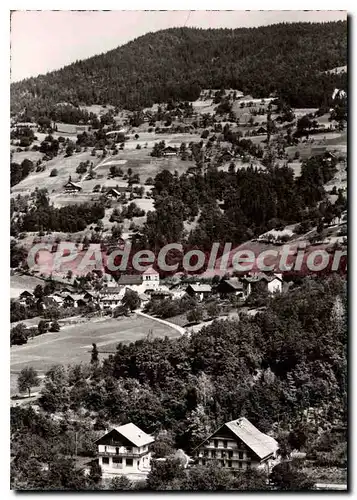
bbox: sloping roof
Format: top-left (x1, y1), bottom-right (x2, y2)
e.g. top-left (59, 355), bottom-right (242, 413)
top-left (114, 423), bottom-right (154, 447)
top-left (142, 266), bottom-right (159, 276)
top-left (195, 417), bottom-right (278, 461)
top-left (118, 274), bottom-right (143, 286)
top-left (225, 418), bottom-right (278, 460)
top-left (222, 278), bottom-right (244, 290)
top-left (138, 293), bottom-right (150, 302)
top-left (64, 180), bottom-right (82, 189)
top-left (187, 284), bottom-right (212, 293)
top-left (107, 187), bottom-right (127, 195)
top-left (64, 293), bottom-right (85, 302)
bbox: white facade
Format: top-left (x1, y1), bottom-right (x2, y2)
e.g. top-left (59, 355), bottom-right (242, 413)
top-left (267, 276), bottom-right (282, 294)
top-left (98, 444), bottom-right (152, 474)
top-left (141, 268), bottom-right (160, 290)
top-left (96, 424), bottom-right (154, 477)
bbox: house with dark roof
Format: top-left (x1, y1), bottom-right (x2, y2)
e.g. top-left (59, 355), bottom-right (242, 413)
top-left (195, 417), bottom-right (279, 472)
top-left (163, 146), bottom-right (178, 157)
top-left (95, 423), bottom-right (155, 476)
top-left (215, 278), bottom-right (246, 299)
top-left (186, 283), bottom-right (212, 302)
top-left (63, 177), bottom-right (82, 193)
top-left (18, 290), bottom-right (34, 306)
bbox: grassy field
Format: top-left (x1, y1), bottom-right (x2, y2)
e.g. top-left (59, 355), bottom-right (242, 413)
top-left (10, 273), bottom-right (47, 298)
top-left (10, 151), bottom-right (101, 197)
top-left (11, 314), bottom-right (181, 379)
top-left (94, 148), bottom-right (195, 182)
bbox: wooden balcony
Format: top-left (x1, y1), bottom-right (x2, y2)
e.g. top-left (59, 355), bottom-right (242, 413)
top-left (98, 450), bottom-right (148, 459)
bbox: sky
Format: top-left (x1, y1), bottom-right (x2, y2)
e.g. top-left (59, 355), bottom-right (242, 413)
top-left (10, 10), bottom-right (347, 82)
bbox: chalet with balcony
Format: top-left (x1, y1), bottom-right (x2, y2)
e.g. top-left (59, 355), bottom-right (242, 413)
top-left (95, 423), bottom-right (155, 476)
top-left (195, 417), bottom-right (279, 473)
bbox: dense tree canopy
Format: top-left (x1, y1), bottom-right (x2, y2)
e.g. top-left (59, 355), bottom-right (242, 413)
top-left (11, 22), bottom-right (347, 117)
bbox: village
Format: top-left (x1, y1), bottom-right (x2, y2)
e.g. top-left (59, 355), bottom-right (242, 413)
top-left (9, 12), bottom-right (348, 493)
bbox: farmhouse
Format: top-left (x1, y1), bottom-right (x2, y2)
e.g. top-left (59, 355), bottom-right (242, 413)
top-left (95, 423), bottom-right (154, 476)
top-left (242, 272), bottom-right (283, 295)
top-left (63, 178), bottom-right (82, 193)
top-left (18, 290), bottom-right (34, 305)
top-left (215, 278), bottom-right (246, 299)
top-left (99, 289), bottom-right (125, 310)
top-left (106, 187), bottom-right (129, 200)
top-left (163, 146), bottom-right (178, 157)
top-left (195, 417), bottom-right (279, 472)
top-left (186, 283), bottom-right (212, 302)
top-left (63, 293), bottom-right (88, 308)
top-left (117, 268), bottom-right (160, 292)
top-left (42, 295), bottom-right (64, 308)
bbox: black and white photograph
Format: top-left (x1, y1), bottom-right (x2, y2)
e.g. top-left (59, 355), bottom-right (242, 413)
top-left (9, 8), bottom-right (348, 492)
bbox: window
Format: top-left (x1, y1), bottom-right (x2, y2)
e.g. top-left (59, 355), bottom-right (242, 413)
top-left (102, 457), bottom-right (109, 464)
top-left (104, 446), bottom-right (107, 452)
top-left (228, 451), bottom-right (233, 459)
top-left (239, 462), bottom-right (243, 469)
top-left (214, 440), bottom-right (218, 448)
top-left (202, 459), bottom-right (206, 466)
top-left (239, 452), bottom-right (244, 460)
top-left (126, 458), bottom-right (133, 467)
top-left (223, 440), bottom-right (228, 448)
top-left (211, 450), bottom-right (216, 458)
top-left (228, 460), bottom-right (232, 468)
top-left (247, 462), bottom-right (251, 469)
top-left (113, 457), bottom-right (122, 464)
top-left (116, 447), bottom-right (119, 455)
top-left (126, 447), bottom-right (132, 453)
top-left (204, 450), bottom-right (208, 457)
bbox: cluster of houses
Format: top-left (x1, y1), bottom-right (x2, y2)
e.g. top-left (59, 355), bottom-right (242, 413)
top-left (17, 270), bottom-right (283, 315)
top-left (94, 417), bottom-right (279, 479)
top-left (185, 272), bottom-right (283, 302)
top-left (63, 178), bottom-right (143, 201)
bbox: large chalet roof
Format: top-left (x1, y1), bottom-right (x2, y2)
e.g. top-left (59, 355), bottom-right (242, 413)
top-left (95, 423), bottom-right (154, 447)
top-left (223, 278), bottom-right (244, 290)
top-left (195, 417), bottom-right (278, 461)
top-left (64, 180), bottom-right (82, 190)
top-left (225, 418), bottom-right (278, 460)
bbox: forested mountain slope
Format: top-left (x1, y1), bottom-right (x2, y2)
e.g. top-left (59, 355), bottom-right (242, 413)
top-left (11, 22), bottom-right (347, 115)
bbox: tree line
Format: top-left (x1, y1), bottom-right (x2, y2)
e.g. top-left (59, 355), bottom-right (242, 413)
top-left (11, 22), bottom-right (347, 116)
